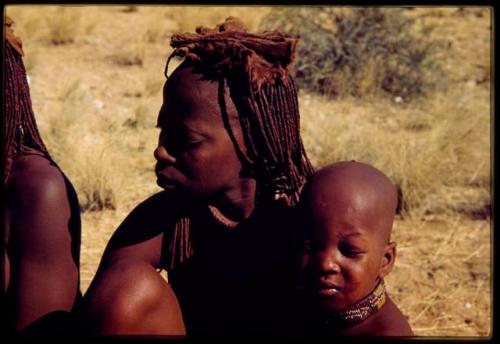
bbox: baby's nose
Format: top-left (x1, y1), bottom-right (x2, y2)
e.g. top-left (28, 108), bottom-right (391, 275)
top-left (317, 252), bottom-right (341, 275)
top-left (154, 145), bottom-right (176, 164)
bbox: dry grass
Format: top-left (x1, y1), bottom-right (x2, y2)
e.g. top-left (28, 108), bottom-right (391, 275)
top-left (4, 5), bottom-right (491, 337)
top-left (45, 6), bottom-right (82, 45)
top-left (389, 215), bottom-right (491, 337)
top-left (300, 83), bottom-right (490, 217)
top-left (110, 38), bottom-right (146, 66)
top-left (164, 6), bottom-right (270, 32)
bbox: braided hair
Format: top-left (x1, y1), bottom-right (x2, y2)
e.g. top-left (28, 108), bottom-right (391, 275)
top-left (165, 18), bottom-right (314, 269)
top-left (3, 16), bottom-right (52, 183)
top-left (165, 17), bottom-right (314, 207)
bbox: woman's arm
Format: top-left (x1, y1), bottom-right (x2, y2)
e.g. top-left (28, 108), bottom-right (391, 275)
top-left (80, 191), bottom-right (185, 335)
top-left (6, 156), bottom-right (80, 333)
top-left (95, 191), bottom-right (177, 272)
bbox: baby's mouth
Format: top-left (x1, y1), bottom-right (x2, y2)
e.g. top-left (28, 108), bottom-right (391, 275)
top-left (316, 280), bottom-right (342, 297)
top-left (318, 286), bottom-right (340, 297)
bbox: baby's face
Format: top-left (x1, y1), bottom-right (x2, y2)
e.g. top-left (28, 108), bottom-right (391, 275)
top-left (298, 183), bottom-right (392, 312)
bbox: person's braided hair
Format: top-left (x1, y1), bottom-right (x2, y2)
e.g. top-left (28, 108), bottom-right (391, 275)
top-left (3, 16), bottom-right (52, 184)
top-left (164, 18), bottom-right (314, 269)
top-left (165, 17), bottom-right (314, 207)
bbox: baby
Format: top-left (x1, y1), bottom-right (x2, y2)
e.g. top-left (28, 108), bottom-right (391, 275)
top-left (296, 161), bottom-right (413, 337)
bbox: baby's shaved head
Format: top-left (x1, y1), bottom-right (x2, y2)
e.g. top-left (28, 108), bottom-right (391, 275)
top-left (301, 161), bottom-right (398, 245)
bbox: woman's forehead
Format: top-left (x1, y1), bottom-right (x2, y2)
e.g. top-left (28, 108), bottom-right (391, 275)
top-left (162, 67), bottom-right (239, 123)
top-left (162, 72), bottom-right (215, 114)
top-left (166, 65), bottom-right (219, 99)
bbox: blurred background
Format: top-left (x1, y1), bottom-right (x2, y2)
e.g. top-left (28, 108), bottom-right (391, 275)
top-left (4, 5), bottom-right (491, 337)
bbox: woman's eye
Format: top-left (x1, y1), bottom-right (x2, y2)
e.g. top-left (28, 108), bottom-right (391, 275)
top-left (181, 139), bottom-right (203, 148)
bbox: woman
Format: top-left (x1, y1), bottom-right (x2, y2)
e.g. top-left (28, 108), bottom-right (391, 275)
top-left (3, 16), bottom-right (82, 335)
top-left (82, 17), bottom-right (314, 337)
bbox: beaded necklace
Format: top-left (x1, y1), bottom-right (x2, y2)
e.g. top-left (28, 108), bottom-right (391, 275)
top-left (207, 205), bottom-right (240, 229)
top-left (320, 279), bottom-right (387, 328)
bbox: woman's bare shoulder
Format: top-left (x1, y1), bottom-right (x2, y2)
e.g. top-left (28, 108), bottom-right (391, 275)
top-left (100, 190), bottom-right (193, 267)
top-left (124, 189), bottom-right (190, 224)
top-left (8, 155), bottom-right (69, 206)
top-left (106, 190), bottom-right (191, 249)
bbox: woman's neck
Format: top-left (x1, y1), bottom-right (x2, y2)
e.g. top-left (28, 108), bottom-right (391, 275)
top-left (209, 178), bottom-right (257, 223)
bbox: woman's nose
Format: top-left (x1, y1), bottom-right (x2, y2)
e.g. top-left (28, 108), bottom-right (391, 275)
top-left (154, 145), bottom-right (176, 165)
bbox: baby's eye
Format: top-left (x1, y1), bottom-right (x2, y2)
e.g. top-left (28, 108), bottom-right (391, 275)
top-left (301, 240), bottom-right (312, 254)
top-left (300, 239), bottom-right (325, 254)
top-left (339, 243), bottom-right (365, 258)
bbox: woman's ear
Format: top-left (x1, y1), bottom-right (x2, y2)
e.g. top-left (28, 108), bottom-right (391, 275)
top-left (379, 241), bottom-right (396, 279)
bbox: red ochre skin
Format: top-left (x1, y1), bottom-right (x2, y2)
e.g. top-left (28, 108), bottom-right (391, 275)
top-left (80, 64), bottom-right (294, 337)
top-left (80, 17), bottom-right (313, 337)
top-left (4, 154), bottom-right (82, 335)
top-left (3, 17), bottom-right (82, 335)
top-left (297, 161), bottom-right (414, 337)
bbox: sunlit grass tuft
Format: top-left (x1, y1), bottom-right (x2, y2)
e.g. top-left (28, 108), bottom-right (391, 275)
top-left (300, 84), bottom-right (490, 218)
top-left (164, 6), bottom-right (270, 33)
top-left (45, 6), bottom-right (82, 45)
top-left (111, 38), bottom-right (146, 66)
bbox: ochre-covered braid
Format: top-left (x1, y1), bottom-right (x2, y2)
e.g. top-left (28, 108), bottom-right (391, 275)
top-left (166, 18), bottom-right (314, 269)
top-left (166, 17), bottom-right (314, 207)
top-left (3, 17), bottom-right (51, 183)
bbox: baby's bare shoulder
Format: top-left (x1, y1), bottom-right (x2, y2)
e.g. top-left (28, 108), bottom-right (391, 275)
top-left (372, 296), bottom-right (414, 337)
top-left (340, 296), bottom-right (413, 337)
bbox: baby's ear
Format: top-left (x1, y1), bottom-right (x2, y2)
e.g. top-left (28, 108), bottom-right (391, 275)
top-left (379, 241), bottom-right (396, 279)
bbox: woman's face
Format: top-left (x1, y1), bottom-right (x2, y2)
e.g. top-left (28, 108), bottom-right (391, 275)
top-left (154, 66), bottom-right (246, 200)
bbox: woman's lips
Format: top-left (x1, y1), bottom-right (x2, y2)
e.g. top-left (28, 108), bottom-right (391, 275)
top-left (156, 174), bottom-right (177, 189)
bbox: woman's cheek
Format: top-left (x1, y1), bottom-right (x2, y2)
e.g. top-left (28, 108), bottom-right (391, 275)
top-left (177, 150), bottom-right (203, 178)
